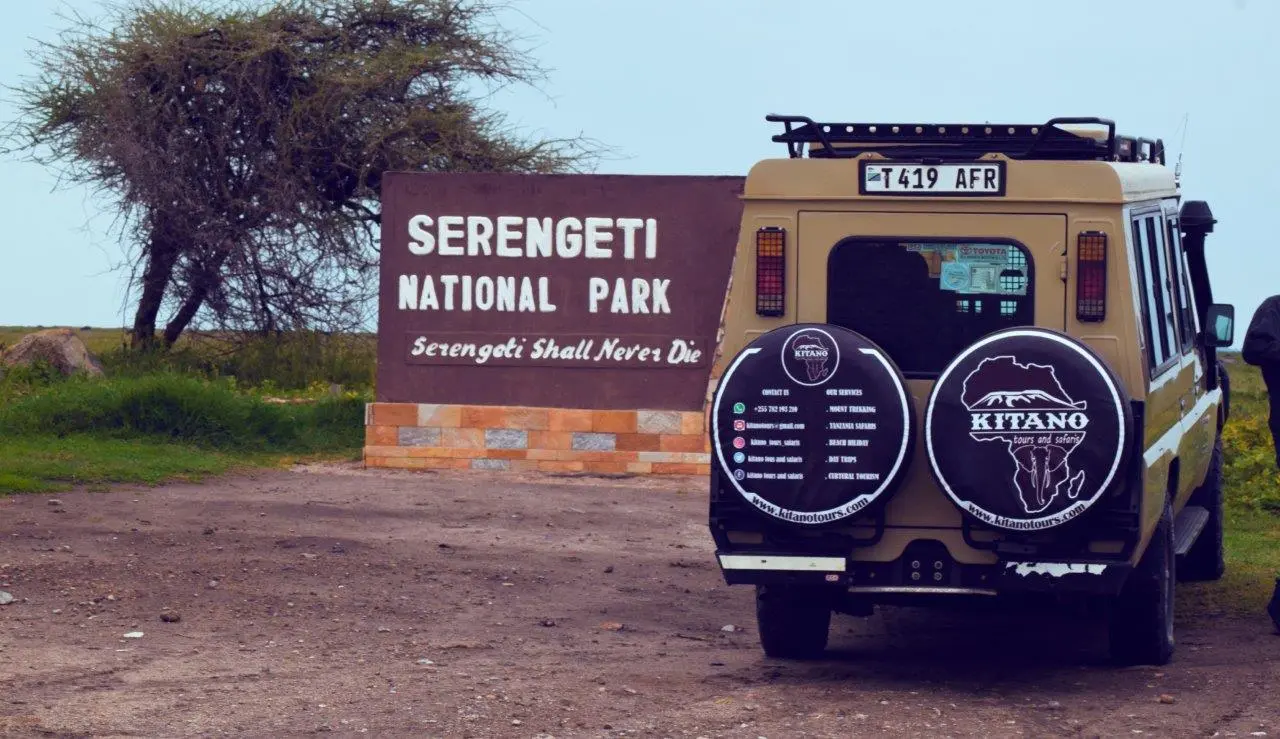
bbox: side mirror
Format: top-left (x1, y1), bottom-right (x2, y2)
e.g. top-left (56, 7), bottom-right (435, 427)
top-left (1205, 303), bottom-right (1235, 348)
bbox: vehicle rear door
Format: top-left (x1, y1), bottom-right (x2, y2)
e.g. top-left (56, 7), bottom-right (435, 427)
top-left (794, 210), bottom-right (1067, 527)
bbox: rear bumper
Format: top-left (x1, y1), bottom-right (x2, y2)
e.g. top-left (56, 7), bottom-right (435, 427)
top-left (716, 549), bottom-right (1132, 597)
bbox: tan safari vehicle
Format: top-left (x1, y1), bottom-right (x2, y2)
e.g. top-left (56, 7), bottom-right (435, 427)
top-left (706, 115), bottom-right (1236, 666)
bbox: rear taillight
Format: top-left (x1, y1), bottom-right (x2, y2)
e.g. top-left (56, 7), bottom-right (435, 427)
top-left (1076, 231), bottom-right (1107, 322)
top-left (755, 227), bottom-right (786, 316)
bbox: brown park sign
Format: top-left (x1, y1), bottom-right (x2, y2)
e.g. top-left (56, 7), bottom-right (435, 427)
top-left (377, 172), bottom-right (745, 410)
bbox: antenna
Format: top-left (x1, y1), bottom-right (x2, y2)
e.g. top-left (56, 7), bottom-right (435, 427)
top-left (1174, 113), bottom-right (1189, 185)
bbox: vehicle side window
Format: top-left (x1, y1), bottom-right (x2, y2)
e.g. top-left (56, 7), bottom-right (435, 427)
top-left (1131, 215), bottom-right (1168, 373)
top-left (1145, 216), bottom-right (1180, 365)
top-left (1165, 215), bottom-right (1198, 353)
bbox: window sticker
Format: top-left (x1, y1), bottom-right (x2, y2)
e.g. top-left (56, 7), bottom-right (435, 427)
top-left (940, 261), bottom-right (971, 292)
top-left (955, 243), bottom-right (1010, 265)
top-left (968, 264), bottom-right (998, 293)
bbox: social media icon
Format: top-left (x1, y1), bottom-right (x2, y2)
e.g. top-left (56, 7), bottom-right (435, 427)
top-left (733, 469), bottom-right (745, 481)
top-left (733, 452), bottom-right (745, 464)
top-left (733, 402), bottom-right (746, 414)
top-left (733, 419), bottom-right (746, 431)
top-left (733, 437), bottom-right (746, 449)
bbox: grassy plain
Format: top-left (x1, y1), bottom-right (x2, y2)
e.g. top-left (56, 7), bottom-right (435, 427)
top-left (0, 326), bottom-right (373, 493)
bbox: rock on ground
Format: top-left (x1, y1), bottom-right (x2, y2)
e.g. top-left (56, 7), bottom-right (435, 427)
top-left (1, 328), bottom-right (104, 377)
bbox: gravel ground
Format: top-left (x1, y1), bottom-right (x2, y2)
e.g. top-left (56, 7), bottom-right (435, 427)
top-left (1, 463), bottom-right (1277, 738)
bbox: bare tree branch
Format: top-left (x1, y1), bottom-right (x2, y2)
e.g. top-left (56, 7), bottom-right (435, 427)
top-left (2, 0), bottom-right (604, 347)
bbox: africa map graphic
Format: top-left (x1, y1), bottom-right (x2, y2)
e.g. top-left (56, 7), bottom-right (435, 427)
top-left (791, 335), bottom-right (832, 383)
top-left (960, 356), bottom-right (1089, 515)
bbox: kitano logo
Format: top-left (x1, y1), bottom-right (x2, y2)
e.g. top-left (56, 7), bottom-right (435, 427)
top-left (781, 328), bottom-right (840, 387)
top-left (794, 341), bottom-right (829, 363)
top-left (961, 356), bottom-right (1090, 515)
top-left (969, 409), bottom-right (1089, 432)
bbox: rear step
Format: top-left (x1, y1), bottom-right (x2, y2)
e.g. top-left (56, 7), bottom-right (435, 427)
top-left (1173, 505), bottom-right (1210, 556)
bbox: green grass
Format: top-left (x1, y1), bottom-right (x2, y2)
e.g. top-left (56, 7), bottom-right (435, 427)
top-left (0, 327), bottom-right (373, 494)
top-left (0, 372), bottom-right (366, 449)
top-left (0, 435), bottom-right (237, 493)
top-left (1192, 352), bottom-right (1280, 613)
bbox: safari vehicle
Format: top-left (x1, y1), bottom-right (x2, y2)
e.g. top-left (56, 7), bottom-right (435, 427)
top-left (706, 114), bottom-right (1236, 666)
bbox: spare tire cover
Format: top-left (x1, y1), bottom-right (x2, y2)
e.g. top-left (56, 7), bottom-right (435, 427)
top-left (924, 327), bottom-right (1132, 532)
top-left (711, 323), bottom-right (915, 525)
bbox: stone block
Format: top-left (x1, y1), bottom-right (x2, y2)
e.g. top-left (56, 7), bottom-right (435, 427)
top-left (572, 432), bottom-right (616, 451)
top-left (660, 434), bottom-right (705, 453)
top-left (485, 429), bottom-right (528, 449)
top-left (440, 428), bottom-right (485, 449)
top-left (399, 427), bottom-right (441, 447)
top-left (528, 430), bottom-right (574, 450)
top-left (680, 411), bottom-right (706, 435)
top-left (636, 410), bottom-right (682, 435)
top-left (548, 409), bottom-right (594, 432)
top-left (366, 425), bottom-right (398, 446)
top-left (615, 433), bottom-right (661, 452)
top-left (592, 410), bottom-right (637, 433)
top-left (371, 403), bottom-right (417, 426)
top-left (417, 404), bottom-right (462, 428)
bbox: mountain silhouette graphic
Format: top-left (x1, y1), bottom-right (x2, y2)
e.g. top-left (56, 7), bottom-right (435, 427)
top-left (961, 356), bottom-right (1084, 411)
top-left (970, 389), bottom-right (1087, 411)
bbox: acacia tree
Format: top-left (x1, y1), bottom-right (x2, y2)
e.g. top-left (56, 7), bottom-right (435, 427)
top-left (5, 0), bottom-right (596, 347)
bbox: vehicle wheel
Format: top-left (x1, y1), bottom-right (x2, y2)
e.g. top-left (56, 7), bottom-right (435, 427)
top-left (755, 584), bottom-right (831, 660)
top-left (1109, 497), bottom-right (1176, 666)
top-left (923, 327), bottom-right (1132, 534)
top-left (710, 323), bottom-right (915, 528)
top-left (1181, 434), bottom-right (1225, 582)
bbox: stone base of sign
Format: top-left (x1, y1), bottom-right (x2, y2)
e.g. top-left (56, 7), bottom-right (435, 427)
top-left (363, 403), bottom-right (712, 475)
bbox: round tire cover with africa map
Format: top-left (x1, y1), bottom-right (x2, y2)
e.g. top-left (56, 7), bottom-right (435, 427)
top-left (924, 327), bottom-right (1132, 532)
top-left (711, 323), bottom-right (915, 526)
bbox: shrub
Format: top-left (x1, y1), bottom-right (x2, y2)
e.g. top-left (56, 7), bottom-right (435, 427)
top-left (96, 331), bottom-right (376, 392)
top-left (0, 358), bottom-right (68, 404)
top-left (0, 372), bottom-right (364, 453)
top-left (1221, 357), bottom-right (1280, 514)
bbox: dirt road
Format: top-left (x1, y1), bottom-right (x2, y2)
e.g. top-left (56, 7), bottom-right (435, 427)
top-left (1, 465), bottom-right (1277, 738)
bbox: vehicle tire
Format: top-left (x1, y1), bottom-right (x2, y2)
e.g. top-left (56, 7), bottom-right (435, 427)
top-left (710, 323), bottom-right (915, 528)
top-left (923, 327), bottom-right (1132, 533)
top-left (1180, 434), bottom-right (1225, 582)
top-left (755, 584), bottom-right (831, 660)
top-left (1109, 497), bottom-right (1176, 666)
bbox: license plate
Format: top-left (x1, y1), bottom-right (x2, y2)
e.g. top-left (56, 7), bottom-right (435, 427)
top-left (859, 162), bottom-right (1005, 196)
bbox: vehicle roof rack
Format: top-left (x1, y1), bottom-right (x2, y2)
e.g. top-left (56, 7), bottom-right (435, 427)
top-left (766, 114), bottom-right (1166, 164)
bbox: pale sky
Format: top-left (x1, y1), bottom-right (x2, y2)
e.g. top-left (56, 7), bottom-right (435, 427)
top-left (0, 0), bottom-right (1274, 340)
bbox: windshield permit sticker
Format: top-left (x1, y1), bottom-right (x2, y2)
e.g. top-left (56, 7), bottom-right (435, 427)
top-left (939, 261), bottom-right (971, 292)
top-left (967, 264), bottom-right (999, 293)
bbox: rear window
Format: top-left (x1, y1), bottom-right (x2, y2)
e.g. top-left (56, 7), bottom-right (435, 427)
top-left (826, 239), bottom-right (1033, 378)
